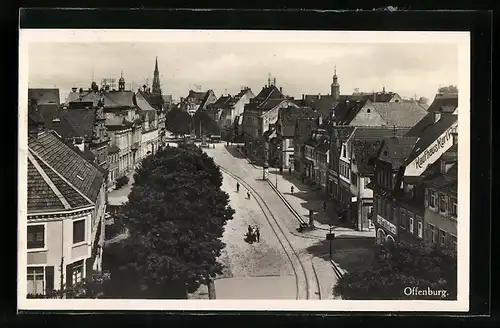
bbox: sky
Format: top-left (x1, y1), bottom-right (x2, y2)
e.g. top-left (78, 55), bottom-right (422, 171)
top-left (27, 40), bottom-right (459, 104)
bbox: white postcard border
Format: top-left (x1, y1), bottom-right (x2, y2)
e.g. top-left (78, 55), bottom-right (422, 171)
top-left (18, 29), bottom-right (471, 312)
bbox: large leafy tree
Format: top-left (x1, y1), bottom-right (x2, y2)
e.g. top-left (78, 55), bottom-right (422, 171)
top-left (333, 241), bottom-right (457, 300)
top-left (107, 144), bottom-right (234, 299)
top-left (165, 107), bottom-right (193, 136)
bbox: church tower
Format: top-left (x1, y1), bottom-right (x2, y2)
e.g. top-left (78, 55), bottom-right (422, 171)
top-left (118, 71), bottom-right (125, 91)
top-left (152, 57), bottom-right (162, 94)
top-left (330, 66), bottom-right (340, 100)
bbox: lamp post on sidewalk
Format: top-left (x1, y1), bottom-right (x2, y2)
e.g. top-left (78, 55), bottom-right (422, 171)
top-left (276, 144), bottom-right (281, 189)
top-left (326, 224), bottom-right (335, 261)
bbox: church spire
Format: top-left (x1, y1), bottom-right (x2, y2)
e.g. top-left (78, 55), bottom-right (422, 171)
top-left (331, 65), bottom-right (340, 100)
top-left (152, 57), bottom-right (162, 94)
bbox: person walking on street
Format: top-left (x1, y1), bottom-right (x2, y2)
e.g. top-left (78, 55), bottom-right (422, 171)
top-left (247, 191), bottom-right (251, 199)
top-left (323, 200), bottom-right (327, 211)
top-left (256, 227), bottom-right (260, 242)
top-left (236, 182), bottom-right (240, 192)
top-left (291, 186), bottom-right (294, 194)
top-left (288, 167), bottom-right (292, 175)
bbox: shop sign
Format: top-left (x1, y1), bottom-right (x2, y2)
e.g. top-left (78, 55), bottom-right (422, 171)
top-left (405, 122), bottom-right (458, 177)
top-left (377, 215), bottom-right (397, 235)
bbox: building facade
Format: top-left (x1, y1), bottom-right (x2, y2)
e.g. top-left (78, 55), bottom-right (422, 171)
top-left (27, 120), bottom-right (106, 297)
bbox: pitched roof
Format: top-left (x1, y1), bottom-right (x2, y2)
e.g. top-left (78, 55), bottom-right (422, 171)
top-left (378, 137), bottom-right (418, 168)
top-left (305, 130), bottom-right (328, 147)
top-left (405, 113), bottom-right (458, 164)
top-left (279, 106), bottom-right (316, 137)
top-left (28, 88), bottom-right (60, 105)
top-left (212, 95), bottom-right (232, 108)
top-left (370, 102), bottom-right (428, 127)
top-left (187, 90), bottom-right (207, 102)
top-left (134, 91), bottom-right (158, 111)
top-left (349, 126), bottom-right (410, 140)
top-left (36, 104), bottom-right (61, 130)
top-left (301, 95), bottom-right (339, 113)
top-left (330, 125), bottom-right (356, 145)
top-left (351, 91), bottom-right (398, 102)
top-left (246, 86), bottom-right (285, 111)
top-left (58, 108), bottom-right (96, 139)
top-left (426, 94), bottom-right (458, 113)
top-left (334, 99), bottom-right (369, 125)
top-left (294, 118), bottom-right (317, 145)
top-left (103, 91), bottom-right (135, 108)
top-left (28, 131), bottom-right (105, 205)
top-left (351, 139), bottom-right (384, 175)
top-left (422, 159), bottom-right (458, 195)
top-left (65, 91), bottom-right (101, 106)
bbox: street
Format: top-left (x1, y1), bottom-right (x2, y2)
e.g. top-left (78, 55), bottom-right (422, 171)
top-left (203, 144), bottom-right (328, 300)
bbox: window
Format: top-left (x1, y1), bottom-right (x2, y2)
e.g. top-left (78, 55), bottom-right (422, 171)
top-left (429, 190), bottom-right (437, 209)
top-left (429, 224), bottom-right (436, 243)
top-left (417, 221), bottom-right (423, 239)
top-left (439, 229), bottom-right (446, 246)
top-left (351, 172), bottom-right (358, 186)
top-left (451, 234), bottom-right (457, 251)
top-left (27, 267), bottom-right (44, 295)
top-left (400, 212), bottom-right (406, 229)
top-left (450, 197), bottom-right (458, 218)
top-left (72, 260), bottom-right (84, 285)
top-left (439, 193), bottom-right (448, 214)
top-left (73, 219), bottom-right (86, 244)
top-left (409, 216), bottom-right (414, 233)
top-left (27, 225), bottom-right (45, 249)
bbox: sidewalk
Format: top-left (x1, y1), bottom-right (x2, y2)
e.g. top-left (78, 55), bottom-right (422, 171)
top-left (267, 169), bottom-right (375, 240)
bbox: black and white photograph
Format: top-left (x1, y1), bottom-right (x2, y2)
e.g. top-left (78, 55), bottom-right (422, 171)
top-left (18, 29), bottom-right (470, 311)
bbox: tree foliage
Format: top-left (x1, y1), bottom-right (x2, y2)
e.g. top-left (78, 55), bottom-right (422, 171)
top-left (417, 96), bottom-right (429, 105)
top-left (333, 241), bottom-right (457, 300)
top-left (193, 109), bottom-right (221, 136)
top-left (438, 85), bottom-right (458, 94)
top-left (165, 107), bottom-right (193, 136)
top-left (107, 143), bottom-right (234, 299)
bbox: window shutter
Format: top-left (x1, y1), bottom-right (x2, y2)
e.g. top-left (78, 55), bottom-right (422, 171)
top-left (45, 266), bottom-right (54, 296)
top-left (424, 224), bottom-right (430, 242)
top-left (424, 188), bottom-right (429, 207)
top-left (66, 263), bottom-right (73, 288)
top-left (85, 258), bottom-right (94, 279)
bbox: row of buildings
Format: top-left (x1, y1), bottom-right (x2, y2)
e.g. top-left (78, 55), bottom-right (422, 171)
top-left (25, 58), bottom-right (168, 297)
top-left (238, 70), bottom-right (459, 253)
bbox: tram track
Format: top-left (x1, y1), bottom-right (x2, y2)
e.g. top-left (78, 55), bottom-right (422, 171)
top-left (218, 165), bottom-right (320, 300)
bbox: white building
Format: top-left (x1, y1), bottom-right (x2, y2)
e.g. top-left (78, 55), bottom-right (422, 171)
top-left (26, 126), bottom-right (107, 297)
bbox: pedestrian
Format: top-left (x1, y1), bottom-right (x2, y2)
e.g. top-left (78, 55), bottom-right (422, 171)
top-left (288, 167), bottom-right (292, 175)
top-left (248, 225), bottom-right (252, 236)
top-left (290, 186), bottom-right (294, 194)
top-left (247, 191), bottom-right (251, 199)
top-left (323, 201), bottom-right (327, 211)
top-left (236, 182), bottom-right (240, 192)
top-left (256, 227), bottom-right (260, 242)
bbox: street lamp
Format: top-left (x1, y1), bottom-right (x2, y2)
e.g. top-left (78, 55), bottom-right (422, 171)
top-left (326, 224), bottom-right (335, 260)
top-left (275, 145), bottom-right (281, 189)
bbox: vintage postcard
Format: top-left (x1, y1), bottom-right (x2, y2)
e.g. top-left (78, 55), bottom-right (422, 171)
top-left (18, 29), bottom-right (470, 311)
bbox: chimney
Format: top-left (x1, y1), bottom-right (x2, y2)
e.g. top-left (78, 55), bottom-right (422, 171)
top-left (73, 137), bottom-right (85, 153)
top-left (279, 87), bottom-right (283, 93)
top-left (79, 88), bottom-right (84, 94)
top-left (72, 87), bottom-right (77, 92)
top-left (302, 94), bottom-right (305, 101)
top-left (434, 111), bottom-right (442, 123)
top-left (318, 93), bottom-right (321, 100)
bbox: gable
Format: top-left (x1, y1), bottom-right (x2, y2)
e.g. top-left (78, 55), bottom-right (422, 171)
top-left (349, 103), bottom-right (386, 126)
